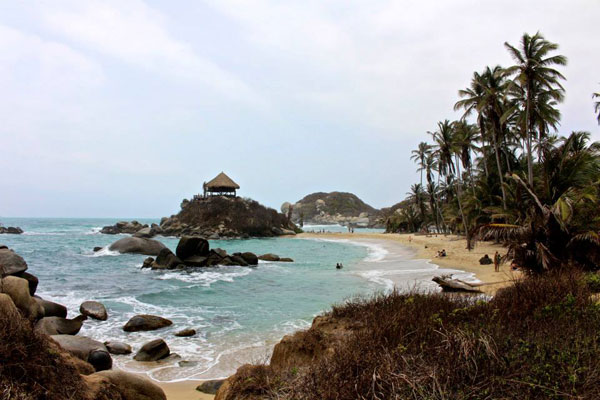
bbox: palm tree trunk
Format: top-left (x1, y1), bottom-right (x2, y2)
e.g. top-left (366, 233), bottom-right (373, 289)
top-left (490, 126), bottom-right (507, 209)
top-left (525, 89), bottom-right (534, 186)
top-left (454, 155), bottom-right (469, 238)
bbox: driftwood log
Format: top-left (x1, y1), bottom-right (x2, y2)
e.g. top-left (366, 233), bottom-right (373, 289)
top-left (432, 275), bottom-right (481, 293)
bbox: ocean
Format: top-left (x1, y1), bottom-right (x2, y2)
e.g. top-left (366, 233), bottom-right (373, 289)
top-left (0, 218), bottom-right (460, 382)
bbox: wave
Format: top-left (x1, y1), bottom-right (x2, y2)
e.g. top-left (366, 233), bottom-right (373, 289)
top-left (308, 237), bottom-right (389, 262)
top-left (22, 231), bottom-right (66, 236)
top-left (83, 227), bottom-right (102, 235)
top-left (155, 266), bottom-right (252, 287)
top-left (84, 246), bottom-right (121, 257)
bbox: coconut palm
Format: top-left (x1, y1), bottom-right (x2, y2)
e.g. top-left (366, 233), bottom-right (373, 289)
top-left (455, 66), bottom-right (509, 209)
top-left (594, 91), bottom-right (600, 124)
top-left (411, 142), bottom-right (432, 187)
top-left (504, 32), bottom-right (567, 186)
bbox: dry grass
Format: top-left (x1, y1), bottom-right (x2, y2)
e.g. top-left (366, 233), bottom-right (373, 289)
top-left (224, 271), bottom-right (600, 399)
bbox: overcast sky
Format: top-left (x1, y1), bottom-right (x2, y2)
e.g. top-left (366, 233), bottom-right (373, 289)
top-left (1, 0), bottom-right (599, 218)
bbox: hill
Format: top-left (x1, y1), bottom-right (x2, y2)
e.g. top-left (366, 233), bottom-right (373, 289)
top-left (160, 196), bottom-right (299, 238)
top-left (284, 192), bottom-right (381, 228)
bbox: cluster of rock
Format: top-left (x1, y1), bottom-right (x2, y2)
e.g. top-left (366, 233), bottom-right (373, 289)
top-left (138, 236), bottom-right (293, 270)
top-left (100, 220), bottom-right (163, 237)
top-left (0, 226), bottom-right (23, 234)
top-left (0, 244), bottom-right (168, 399)
top-left (284, 191), bottom-right (383, 228)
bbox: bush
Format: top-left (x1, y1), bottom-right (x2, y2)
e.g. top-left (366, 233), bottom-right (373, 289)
top-left (224, 271), bottom-right (600, 399)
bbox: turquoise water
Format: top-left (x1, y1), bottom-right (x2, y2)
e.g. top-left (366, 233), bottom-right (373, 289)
top-left (0, 218), bottom-right (388, 381)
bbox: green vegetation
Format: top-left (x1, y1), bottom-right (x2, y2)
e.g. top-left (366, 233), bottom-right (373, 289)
top-left (387, 32), bottom-right (600, 273)
top-left (221, 271), bottom-right (600, 399)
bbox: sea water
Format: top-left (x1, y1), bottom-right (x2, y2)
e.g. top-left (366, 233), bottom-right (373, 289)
top-left (0, 218), bottom-right (457, 382)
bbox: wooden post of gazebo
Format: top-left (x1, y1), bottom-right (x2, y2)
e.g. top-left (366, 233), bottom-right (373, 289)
top-left (203, 172), bottom-right (240, 198)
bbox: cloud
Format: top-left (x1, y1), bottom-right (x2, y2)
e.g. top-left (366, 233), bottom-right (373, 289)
top-left (40, 0), bottom-right (262, 106)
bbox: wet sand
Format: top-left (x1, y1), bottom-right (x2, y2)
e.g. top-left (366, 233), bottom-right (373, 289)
top-left (157, 380), bottom-right (215, 400)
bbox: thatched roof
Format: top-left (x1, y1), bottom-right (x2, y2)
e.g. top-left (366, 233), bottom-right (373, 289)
top-left (205, 172), bottom-right (240, 189)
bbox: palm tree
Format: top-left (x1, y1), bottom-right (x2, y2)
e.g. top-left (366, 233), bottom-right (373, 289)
top-left (504, 32), bottom-right (567, 186)
top-left (452, 120), bottom-right (480, 196)
top-left (407, 184), bottom-right (427, 230)
top-left (594, 91), bottom-right (600, 125)
top-left (411, 142), bottom-right (431, 187)
top-left (455, 66), bottom-right (509, 209)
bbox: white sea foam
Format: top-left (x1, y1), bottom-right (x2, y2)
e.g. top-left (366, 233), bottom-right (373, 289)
top-left (22, 231), bottom-right (65, 236)
top-left (84, 227), bottom-right (102, 235)
top-left (156, 267), bottom-right (252, 286)
top-left (85, 246), bottom-right (121, 257)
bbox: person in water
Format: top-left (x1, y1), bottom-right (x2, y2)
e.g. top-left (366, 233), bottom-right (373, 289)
top-left (336, 263), bottom-right (343, 269)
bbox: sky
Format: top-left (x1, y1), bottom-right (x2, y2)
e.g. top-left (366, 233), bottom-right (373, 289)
top-left (1, 0), bottom-right (599, 218)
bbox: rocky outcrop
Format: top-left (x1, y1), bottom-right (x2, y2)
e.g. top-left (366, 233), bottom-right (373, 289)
top-left (108, 237), bottom-right (166, 256)
top-left (35, 315), bottom-right (87, 335)
top-left (197, 379), bottom-right (225, 395)
top-left (88, 370), bottom-right (167, 400)
top-left (0, 226), bottom-right (23, 234)
top-left (123, 314), bottom-right (173, 332)
top-left (258, 254), bottom-right (293, 262)
top-left (159, 196), bottom-right (298, 238)
top-left (134, 338), bottom-right (170, 361)
top-left (1, 276), bottom-right (43, 320)
top-left (34, 296), bottom-right (68, 318)
top-left (142, 236), bottom-right (260, 269)
top-left (104, 341), bottom-right (132, 355)
top-left (0, 247), bottom-right (28, 275)
top-left (100, 220), bottom-right (148, 235)
top-left (51, 335), bottom-right (112, 372)
top-left (80, 300), bottom-right (108, 321)
top-left (15, 271), bottom-right (38, 296)
top-left (287, 192), bottom-right (382, 228)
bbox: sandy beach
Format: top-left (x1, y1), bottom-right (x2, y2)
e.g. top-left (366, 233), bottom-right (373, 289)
top-left (299, 231), bottom-right (519, 295)
top-left (154, 232), bottom-right (518, 399)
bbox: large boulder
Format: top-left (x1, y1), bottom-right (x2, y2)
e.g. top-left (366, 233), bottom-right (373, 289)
top-left (176, 236), bottom-right (210, 259)
top-left (34, 296), bottom-right (68, 318)
top-left (15, 271), bottom-right (39, 295)
top-left (239, 252), bottom-right (258, 265)
top-left (134, 338), bottom-right (170, 361)
top-left (108, 237), bottom-right (166, 256)
top-left (182, 255), bottom-right (207, 267)
top-left (0, 293), bottom-right (17, 315)
top-left (133, 227), bottom-right (153, 238)
top-left (196, 379), bottom-right (225, 395)
top-left (258, 253), bottom-right (280, 262)
top-left (90, 370), bottom-right (167, 400)
top-left (80, 300), bottom-right (108, 321)
top-left (151, 248), bottom-right (183, 270)
top-left (0, 248), bottom-right (28, 275)
top-left (174, 328), bottom-right (196, 337)
top-left (51, 334), bottom-right (112, 371)
top-left (104, 341), bottom-right (132, 355)
top-left (0, 226), bottom-right (23, 234)
top-left (35, 315), bottom-right (87, 335)
top-left (1, 276), bottom-right (43, 320)
top-left (123, 314), bottom-right (173, 332)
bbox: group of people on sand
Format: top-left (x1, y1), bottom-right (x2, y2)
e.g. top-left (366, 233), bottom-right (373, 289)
top-left (479, 251), bottom-right (519, 272)
top-left (436, 249), bottom-right (447, 258)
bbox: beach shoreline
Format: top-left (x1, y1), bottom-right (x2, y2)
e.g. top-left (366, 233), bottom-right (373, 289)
top-left (155, 231), bottom-right (519, 399)
top-left (299, 231), bottom-right (519, 294)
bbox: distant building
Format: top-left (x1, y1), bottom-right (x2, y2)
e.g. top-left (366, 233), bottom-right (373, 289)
top-left (203, 172), bottom-right (240, 198)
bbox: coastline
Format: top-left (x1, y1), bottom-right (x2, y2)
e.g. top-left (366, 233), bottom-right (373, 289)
top-left (299, 232), bottom-right (519, 295)
top-left (155, 231), bottom-right (518, 399)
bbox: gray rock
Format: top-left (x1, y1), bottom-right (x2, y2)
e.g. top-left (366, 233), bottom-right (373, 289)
top-left (0, 226), bottom-right (23, 234)
top-left (80, 300), bottom-right (108, 321)
top-left (0, 248), bottom-right (28, 275)
top-left (175, 236), bottom-right (210, 260)
top-left (279, 257), bottom-right (294, 262)
top-left (104, 341), bottom-right (132, 355)
top-left (1, 276), bottom-right (43, 320)
top-left (142, 257), bottom-right (154, 268)
top-left (51, 334), bottom-right (112, 371)
top-left (134, 339), bottom-right (170, 361)
top-left (108, 237), bottom-right (166, 256)
top-left (182, 255), bottom-right (207, 267)
top-left (35, 315), bottom-right (87, 335)
top-left (174, 328), bottom-right (196, 337)
top-left (229, 255), bottom-right (248, 266)
top-left (93, 246), bottom-right (103, 252)
top-left (196, 379), bottom-right (225, 395)
top-left (123, 314), bottom-right (173, 332)
top-left (258, 253), bottom-right (280, 262)
top-left (151, 248), bottom-right (183, 270)
top-left (34, 296), bottom-right (67, 318)
top-left (133, 227), bottom-right (153, 238)
top-left (15, 271), bottom-right (38, 295)
top-left (240, 252), bottom-right (258, 265)
top-left (92, 370), bottom-right (167, 400)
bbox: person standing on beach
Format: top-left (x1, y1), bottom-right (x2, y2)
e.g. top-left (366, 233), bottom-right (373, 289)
top-left (494, 251), bottom-right (501, 272)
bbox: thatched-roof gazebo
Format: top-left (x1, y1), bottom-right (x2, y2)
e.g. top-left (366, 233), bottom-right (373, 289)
top-left (203, 172), bottom-right (240, 198)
